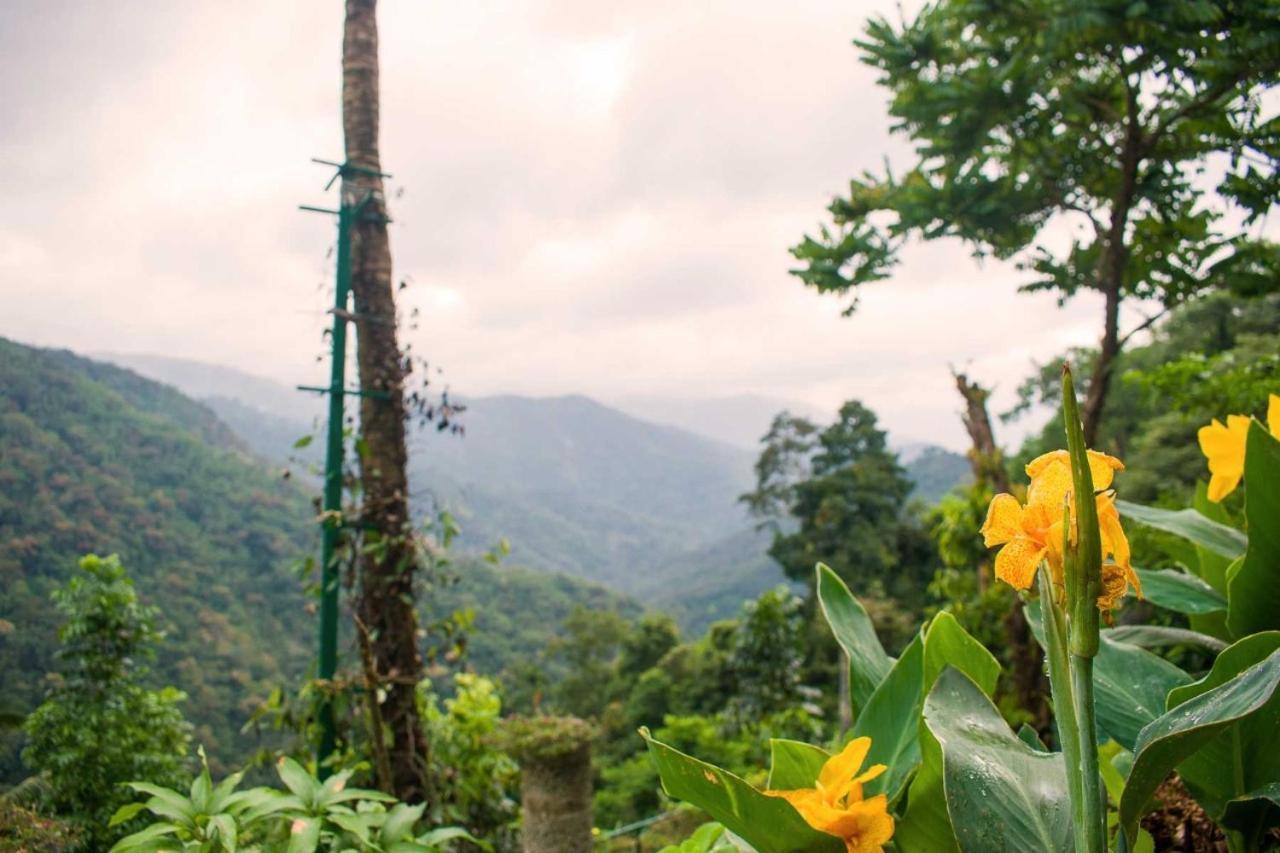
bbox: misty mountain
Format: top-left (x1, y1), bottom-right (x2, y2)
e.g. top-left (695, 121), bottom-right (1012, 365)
top-left (610, 392), bottom-right (825, 450)
top-left (96, 353), bottom-right (970, 628)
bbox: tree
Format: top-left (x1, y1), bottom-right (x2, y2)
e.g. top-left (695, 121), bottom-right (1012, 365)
top-left (727, 588), bottom-right (806, 722)
top-left (341, 0), bottom-right (429, 800)
top-left (792, 0), bottom-right (1280, 444)
top-left (744, 401), bottom-right (930, 600)
top-left (23, 555), bottom-right (190, 846)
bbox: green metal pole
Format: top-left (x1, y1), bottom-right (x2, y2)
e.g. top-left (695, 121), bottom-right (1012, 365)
top-left (317, 199), bottom-right (353, 773)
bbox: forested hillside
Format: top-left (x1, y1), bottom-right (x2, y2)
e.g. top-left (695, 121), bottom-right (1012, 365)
top-left (0, 339), bottom-right (637, 781)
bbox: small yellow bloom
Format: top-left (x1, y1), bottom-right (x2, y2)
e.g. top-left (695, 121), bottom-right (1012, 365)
top-left (1198, 394), bottom-right (1280, 502)
top-left (765, 737), bottom-right (894, 853)
top-left (982, 448), bottom-right (1135, 607)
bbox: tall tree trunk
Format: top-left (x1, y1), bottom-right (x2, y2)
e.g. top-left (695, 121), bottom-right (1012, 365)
top-left (342, 0), bottom-right (430, 802)
top-left (1082, 281), bottom-right (1120, 447)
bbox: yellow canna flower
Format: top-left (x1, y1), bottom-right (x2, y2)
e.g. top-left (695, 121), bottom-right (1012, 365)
top-left (1198, 394), bottom-right (1280, 502)
top-left (981, 448), bottom-right (1136, 608)
top-left (764, 736), bottom-right (894, 853)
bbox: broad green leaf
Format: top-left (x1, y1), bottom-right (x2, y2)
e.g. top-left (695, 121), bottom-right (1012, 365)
top-left (1098, 741), bottom-right (1128, 805)
top-left (1104, 625), bottom-right (1226, 654)
top-left (239, 791), bottom-right (302, 823)
top-left (1220, 782), bottom-right (1280, 839)
top-left (415, 826), bottom-right (489, 849)
top-left (108, 802), bottom-right (148, 827)
top-left (893, 614), bottom-right (1001, 853)
top-left (190, 765), bottom-right (212, 814)
top-left (1133, 567), bottom-right (1226, 615)
top-left (381, 802), bottom-right (426, 843)
top-left (1119, 649), bottom-right (1280, 846)
top-left (816, 563), bottom-right (893, 717)
top-left (893, 722), bottom-right (957, 853)
top-left (1188, 483), bottom-right (1234, 639)
top-left (1226, 423), bottom-right (1280, 637)
top-left (328, 812), bottom-right (375, 844)
top-left (327, 786), bottom-right (398, 805)
top-left (209, 813), bottom-right (237, 853)
top-left (275, 756), bottom-right (317, 803)
top-left (123, 782), bottom-right (194, 824)
top-left (641, 728), bottom-right (843, 853)
top-left (107, 822), bottom-right (180, 853)
top-left (210, 769), bottom-right (246, 812)
top-left (1017, 724), bottom-right (1047, 753)
top-left (851, 631), bottom-right (924, 803)
top-left (766, 739), bottom-right (828, 790)
top-left (1027, 603), bottom-right (1189, 752)
top-left (922, 611), bottom-right (999, 696)
top-left (1167, 632), bottom-right (1280, 709)
top-left (1116, 499), bottom-right (1246, 560)
top-left (287, 816), bottom-right (321, 853)
top-left (926, 668), bottom-right (1073, 853)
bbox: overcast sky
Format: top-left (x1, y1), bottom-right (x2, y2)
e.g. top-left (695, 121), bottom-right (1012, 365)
top-left (0, 0), bottom-right (1144, 450)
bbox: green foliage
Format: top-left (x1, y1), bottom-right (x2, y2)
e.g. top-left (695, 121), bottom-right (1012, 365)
top-left (22, 554), bottom-right (191, 846)
top-left (419, 674), bottom-right (519, 841)
top-left (792, 0), bottom-right (1280, 435)
top-left (742, 401), bottom-right (938, 608)
top-left (726, 588), bottom-right (806, 723)
top-left (925, 669), bottom-right (1073, 853)
top-left (110, 752), bottom-right (478, 852)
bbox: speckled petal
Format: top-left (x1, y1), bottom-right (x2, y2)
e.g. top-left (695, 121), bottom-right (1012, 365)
top-left (994, 537), bottom-right (1045, 590)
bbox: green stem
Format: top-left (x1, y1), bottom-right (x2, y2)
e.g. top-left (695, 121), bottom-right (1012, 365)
top-left (1071, 654), bottom-right (1105, 853)
top-left (1038, 569), bottom-right (1085, 841)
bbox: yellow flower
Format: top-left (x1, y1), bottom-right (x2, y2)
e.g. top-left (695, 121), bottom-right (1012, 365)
top-left (1198, 394), bottom-right (1280, 502)
top-left (764, 736), bottom-right (894, 853)
top-left (982, 449), bottom-right (1136, 608)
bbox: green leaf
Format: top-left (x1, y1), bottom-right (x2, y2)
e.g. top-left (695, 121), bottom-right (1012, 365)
top-left (1027, 603), bottom-right (1190, 751)
top-left (893, 614), bottom-right (1001, 853)
top-left (287, 815), bottom-right (321, 853)
top-left (107, 822), bottom-right (180, 853)
top-left (816, 563), bottom-right (893, 717)
top-left (1220, 782), bottom-right (1280, 838)
top-left (1017, 724), bottom-right (1047, 753)
top-left (124, 782), bottom-right (194, 824)
top-left (641, 728), bottom-right (843, 853)
top-left (1133, 567), bottom-right (1226, 615)
top-left (1103, 625), bottom-right (1226, 654)
top-left (1167, 632), bottom-right (1280, 709)
top-left (766, 739), bottom-right (829, 790)
top-left (921, 611), bottom-right (999, 696)
top-left (1116, 499), bottom-right (1247, 560)
top-left (293, 434), bottom-right (314, 449)
top-left (108, 802), bottom-right (149, 827)
top-left (416, 826), bottom-right (489, 850)
top-left (1188, 484), bottom-right (1235, 639)
top-left (926, 668), bottom-right (1073, 853)
top-left (190, 764), bottom-right (213, 814)
top-left (1119, 648), bottom-right (1280, 846)
top-left (209, 769), bottom-right (246, 813)
top-left (380, 802), bottom-right (426, 843)
top-left (209, 813), bottom-right (237, 853)
top-left (851, 631), bottom-right (924, 803)
top-left (275, 756), bottom-right (318, 804)
top-left (1227, 423), bottom-right (1280, 637)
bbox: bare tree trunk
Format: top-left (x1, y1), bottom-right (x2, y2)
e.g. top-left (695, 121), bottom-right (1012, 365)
top-left (1082, 281), bottom-right (1120, 447)
top-left (342, 0), bottom-right (430, 802)
top-left (951, 370), bottom-right (1047, 729)
top-left (953, 369), bottom-right (1011, 496)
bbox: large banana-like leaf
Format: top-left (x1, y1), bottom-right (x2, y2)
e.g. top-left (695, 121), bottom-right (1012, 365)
top-left (1226, 423), bottom-right (1280, 638)
top-left (816, 563), bottom-right (893, 717)
top-left (926, 668), bottom-right (1073, 853)
top-left (1119, 648), bottom-right (1280, 847)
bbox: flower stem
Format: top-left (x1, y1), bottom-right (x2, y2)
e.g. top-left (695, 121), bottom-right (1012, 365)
top-left (1071, 653), bottom-right (1105, 853)
top-left (1038, 568), bottom-right (1084, 841)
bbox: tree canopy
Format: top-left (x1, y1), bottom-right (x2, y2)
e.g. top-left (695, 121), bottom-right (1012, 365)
top-left (792, 0), bottom-right (1280, 442)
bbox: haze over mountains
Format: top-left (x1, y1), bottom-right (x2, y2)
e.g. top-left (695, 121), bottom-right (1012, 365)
top-left (100, 351), bottom-right (971, 622)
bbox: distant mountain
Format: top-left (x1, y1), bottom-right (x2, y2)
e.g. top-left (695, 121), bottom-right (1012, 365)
top-left (95, 354), bottom-right (972, 628)
top-left (0, 339), bottom-right (637, 781)
top-left (903, 446), bottom-right (973, 504)
top-left (611, 393), bottom-right (825, 450)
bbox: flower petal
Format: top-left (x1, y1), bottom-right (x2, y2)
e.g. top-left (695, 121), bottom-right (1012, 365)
top-left (1199, 416), bottom-right (1249, 502)
top-left (1097, 493), bottom-right (1131, 576)
top-left (994, 537), bottom-right (1045, 590)
top-left (981, 494), bottom-right (1024, 546)
top-left (819, 737), bottom-right (871, 798)
top-left (1027, 456), bottom-right (1074, 513)
top-left (1268, 394), bottom-right (1280, 439)
top-left (1025, 449), bottom-right (1068, 479)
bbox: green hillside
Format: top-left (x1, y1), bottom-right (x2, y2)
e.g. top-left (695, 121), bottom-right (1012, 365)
top-left (0, 339), bottom-right (637, 781)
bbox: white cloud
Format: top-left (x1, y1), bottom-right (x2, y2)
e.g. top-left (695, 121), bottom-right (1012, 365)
top-left (0, 0), bottom-right (1124, 451)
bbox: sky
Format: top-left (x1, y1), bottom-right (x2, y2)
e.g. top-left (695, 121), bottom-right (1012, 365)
top-left (0, 0), bottom-right (1147, 450)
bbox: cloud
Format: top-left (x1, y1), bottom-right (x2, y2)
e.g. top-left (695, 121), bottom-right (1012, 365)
top-left (1, 0), bottom-right (1121, 450)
